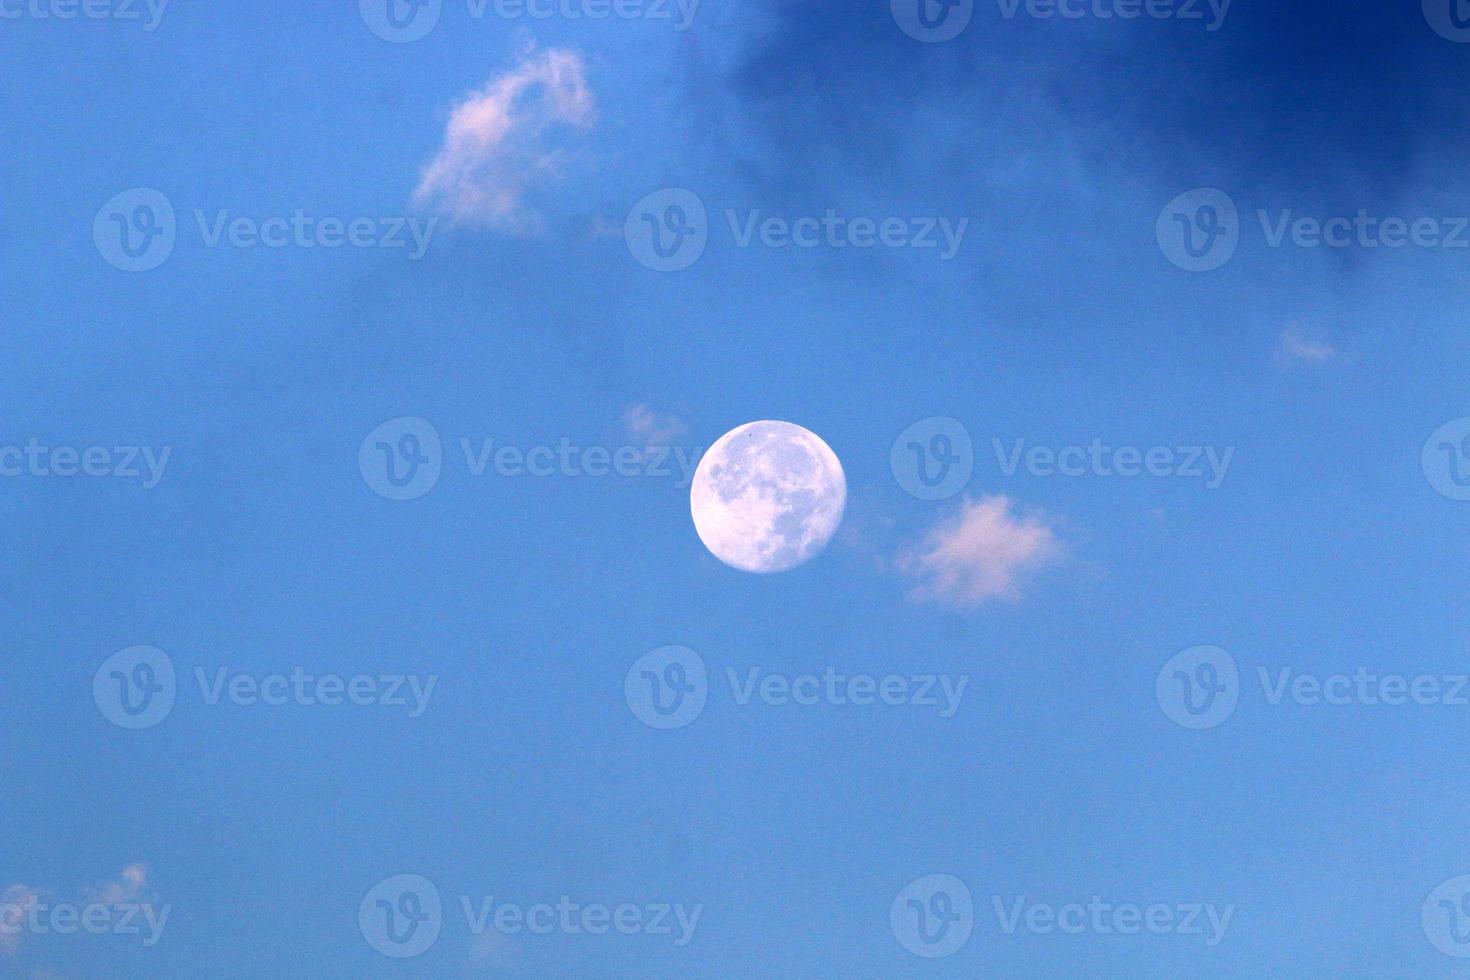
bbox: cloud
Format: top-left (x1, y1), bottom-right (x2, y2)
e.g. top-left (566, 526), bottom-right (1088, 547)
top-left (1274, 327), bottom-right (1339, 367)
top-left (414, 48), bottom-right (594, 230)
top-left (89, 865), bottom-right (148, 906)
top-left (694, 1), bottom-right (1470, 214)
top-left (622, 404), bottom-right (687, 449)
top-left (1, 865), bottom-right (153, 958)
top-left (0, 885), bottom-right (37, 957)
top-left (899, 495), bottom-right (1064, 606)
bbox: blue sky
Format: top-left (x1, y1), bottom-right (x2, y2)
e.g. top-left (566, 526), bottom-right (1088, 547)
top-left (4, 0), bottom-right (1470, 976)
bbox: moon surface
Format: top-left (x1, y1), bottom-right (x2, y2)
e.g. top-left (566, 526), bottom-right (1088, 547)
top-left (690, 421), bottom-right (846, 573)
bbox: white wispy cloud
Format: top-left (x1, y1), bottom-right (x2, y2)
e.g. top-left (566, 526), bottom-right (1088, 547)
top-left (899, 495), bottom-right (1064, 606)
top-left (1, 865), bottom-right (154, 958)
top-left (413, 47), bottom-right (594, 230)
top-left (1274, 326), bottom-right (1339, 367)
top-left (89, 864), bottom-right (148, 906)
top-left (0, 885), bottom-right (37, 957)
top-left (622, 403), bottom-right (687, 449)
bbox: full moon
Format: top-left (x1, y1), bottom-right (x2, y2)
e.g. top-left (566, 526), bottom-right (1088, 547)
top-left (690, 420), bottom-right (846, 573)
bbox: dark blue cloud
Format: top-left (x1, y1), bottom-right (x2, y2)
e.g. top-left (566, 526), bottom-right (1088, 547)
top-left (711, 0), bottom-right (1469, 201)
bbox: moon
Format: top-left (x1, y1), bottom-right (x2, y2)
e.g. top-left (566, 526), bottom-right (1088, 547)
top-left (690, 420), bottom-right (846, 573)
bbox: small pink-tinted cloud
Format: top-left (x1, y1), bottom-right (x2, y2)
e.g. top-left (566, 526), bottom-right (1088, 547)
top-left (1, 865), bottom-right (154, 958)
top-left (0, 885), bottom-right (38, 957)
top-left (413, 47), bottom-right (594, 230)
top-left (90, 864), bottom-right (148, 906)
top-left (622, 403), bottom-right (687, 449)
top-left (899, 495), bottom-right (1064, 606)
